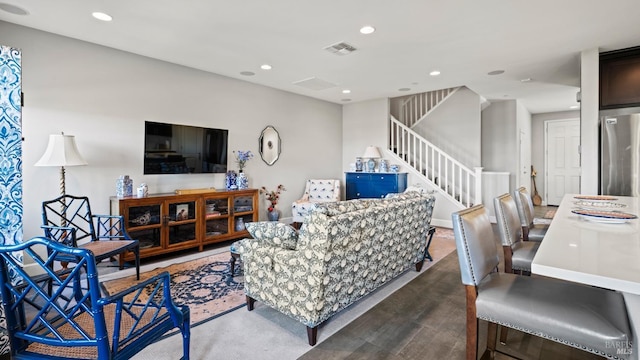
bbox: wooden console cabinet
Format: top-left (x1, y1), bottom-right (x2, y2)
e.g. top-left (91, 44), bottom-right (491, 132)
top-left (110, 188), bottom-right (258, 262)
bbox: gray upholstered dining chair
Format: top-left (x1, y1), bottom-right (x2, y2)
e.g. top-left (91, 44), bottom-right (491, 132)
top-left (452, 204), bottom-right (632, 360)
top-left (494, 193), bottom-right (539, 274)
top-left (513, 186), bottom-right (548, 241)
top-left (494, 193), bottom-right (540, 344)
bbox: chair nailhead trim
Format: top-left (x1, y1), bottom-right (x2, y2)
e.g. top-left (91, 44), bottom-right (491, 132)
top-left (478, 315), bottom-right (631, 359)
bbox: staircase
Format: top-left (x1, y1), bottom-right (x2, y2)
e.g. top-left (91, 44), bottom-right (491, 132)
top-left (390, 89), bottom-right (482, 208)
top-left (399, 87), bottom-right (459, 128)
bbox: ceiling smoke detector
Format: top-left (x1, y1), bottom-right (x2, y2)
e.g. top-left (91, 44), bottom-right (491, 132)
top-left (324, 41), bottom-right (357, 56)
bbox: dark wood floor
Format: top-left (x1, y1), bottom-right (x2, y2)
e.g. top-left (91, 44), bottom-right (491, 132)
top-left (300, 205), bottom-right (603, 360)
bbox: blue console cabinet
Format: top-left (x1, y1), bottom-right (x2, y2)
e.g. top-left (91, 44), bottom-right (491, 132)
top-left (345, 172), bottom-right (408, 200)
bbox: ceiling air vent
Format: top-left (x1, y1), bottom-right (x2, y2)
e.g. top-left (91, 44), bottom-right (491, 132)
top-left (292, 77), bottom-right (337, 91)
top-left (324, 41), bottom-right (357, 56)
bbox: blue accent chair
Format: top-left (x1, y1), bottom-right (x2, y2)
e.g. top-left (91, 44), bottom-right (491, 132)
top-left (0, 237), bottom-right (190, 359)
top-left (42, 194), bottom-right (140, 280)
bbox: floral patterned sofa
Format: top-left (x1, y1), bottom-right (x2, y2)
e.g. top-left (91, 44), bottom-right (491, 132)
top-left (236, 191), bottom-right (436, 345)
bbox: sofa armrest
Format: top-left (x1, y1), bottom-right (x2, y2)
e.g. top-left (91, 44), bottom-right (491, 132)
top-left (245, 221), bottom-right (299, 250)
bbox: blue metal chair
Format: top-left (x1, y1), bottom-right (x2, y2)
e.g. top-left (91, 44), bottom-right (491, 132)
top-left (0, 237), bottom-right (190, 360)
top-left (42, 194), bottom-right (140, 280)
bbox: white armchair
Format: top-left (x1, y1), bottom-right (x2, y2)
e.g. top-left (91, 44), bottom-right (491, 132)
top-left (291, 179), bottom-right (340, 223)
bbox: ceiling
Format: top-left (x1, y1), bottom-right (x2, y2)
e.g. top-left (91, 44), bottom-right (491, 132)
top-left (2, 0), bottom-right (640, 114)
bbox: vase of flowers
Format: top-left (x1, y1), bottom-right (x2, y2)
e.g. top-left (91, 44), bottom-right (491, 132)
top-left (260, 184), bottom-right (286, 221)
top-left (233, 150), bottom-right (254, 189)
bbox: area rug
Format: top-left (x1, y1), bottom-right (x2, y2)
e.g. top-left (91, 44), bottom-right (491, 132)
top-left (543, 210), bottom-right (557, 219)
top-left (101, 251), bottom-right (244, 332)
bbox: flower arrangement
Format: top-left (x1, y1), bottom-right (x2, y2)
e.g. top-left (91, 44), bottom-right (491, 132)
top-left (260, 184), bottom-right (286, 212)
top-left (233, 150), bottom-right (254, 172)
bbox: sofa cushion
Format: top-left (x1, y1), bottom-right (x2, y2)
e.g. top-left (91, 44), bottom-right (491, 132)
top-left (245, 221), bottom-right (298, 250)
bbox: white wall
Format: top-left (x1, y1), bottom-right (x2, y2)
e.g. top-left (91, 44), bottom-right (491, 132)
top-left (1, 21), bottom-right (342, 241)
top-left (481, 100), bottom-right (517, 190)
top-left (342, 99), bottom-right (388, 175)
top-left (412, 87), bottom-right (482, 167)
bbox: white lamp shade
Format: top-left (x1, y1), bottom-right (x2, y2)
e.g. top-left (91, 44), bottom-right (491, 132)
top-left (362, 146), bottom-right (382, 159)
top-left (35, 134), bottom-right (88, 167)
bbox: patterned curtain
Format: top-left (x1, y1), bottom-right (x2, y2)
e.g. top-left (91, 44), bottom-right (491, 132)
top-left (0, 45), bottom-right (23, 355)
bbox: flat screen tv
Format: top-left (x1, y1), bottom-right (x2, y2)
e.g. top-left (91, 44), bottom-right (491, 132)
top-left (144, 121), bottom-right (228, 174)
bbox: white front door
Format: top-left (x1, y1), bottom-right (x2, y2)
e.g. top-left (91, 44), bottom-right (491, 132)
top-left (545, 119), bottom-right (581, 205)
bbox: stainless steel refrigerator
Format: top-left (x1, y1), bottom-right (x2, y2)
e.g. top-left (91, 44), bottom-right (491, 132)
top-left (600, 107), bottom-right (640, 196)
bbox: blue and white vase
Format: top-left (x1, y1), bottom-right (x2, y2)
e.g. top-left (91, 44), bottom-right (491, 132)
top-left (235, 171), bottom-right (248, 190)
top-left (379, 160), bottom-right (389, 173)
top-left (225, 170), bottom-right (237, 190)
top-left (355, 157), bottom-right (363, 172)
top-left (267, 208), bottom-right (280, 221)
top-left (235, 217), bottom-right (245, 231)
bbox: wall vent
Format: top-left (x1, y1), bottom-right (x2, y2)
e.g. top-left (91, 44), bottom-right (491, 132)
top-left (324, 41), bottom-right (357, 56)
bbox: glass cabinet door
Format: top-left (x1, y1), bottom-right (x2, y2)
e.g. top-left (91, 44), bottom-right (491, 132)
top-left (167, 200), bottom-right (197, 246)
top-left (233, 195), bottom-right (254, 233)
top-left (204, 197), bottom-right (230, 238)
top-left (233, 195), bottom-right (254, 213)
top-left (126, 203), bottom-right (162, 251)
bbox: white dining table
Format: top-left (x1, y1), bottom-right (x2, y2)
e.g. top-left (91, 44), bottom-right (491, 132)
top-left (532, 193), bottom-right (640, 359)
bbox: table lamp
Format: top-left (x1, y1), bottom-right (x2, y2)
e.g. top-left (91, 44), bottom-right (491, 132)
top-left (35, 132), bottom-right (88, 196)
top-left (362, 146), bottom-right (382, 172)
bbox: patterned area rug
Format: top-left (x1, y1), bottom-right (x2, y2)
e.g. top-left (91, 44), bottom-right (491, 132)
top-left (101, 251), bottom-right (244, 333)
top-left (433, 226), bottom-right (454, 239)
top-left (544, 210), bottom-right (557, 219)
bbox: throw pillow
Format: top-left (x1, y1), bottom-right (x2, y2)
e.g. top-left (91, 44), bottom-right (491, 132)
top-left (245, 221), bottom-right (298, 250)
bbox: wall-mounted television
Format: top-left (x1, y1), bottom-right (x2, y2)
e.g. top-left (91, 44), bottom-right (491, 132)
top-left (144, 121), bottom-right (228, 174)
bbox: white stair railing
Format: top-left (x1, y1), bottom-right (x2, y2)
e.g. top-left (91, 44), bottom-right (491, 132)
top-left (399, 87), bottom-right (459, 128)
top-left (390, 117), bottom-right (482, 208)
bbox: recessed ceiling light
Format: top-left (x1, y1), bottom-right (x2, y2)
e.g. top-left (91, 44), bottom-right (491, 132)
top-left (92, 12), bottom-right (113, 21)
top-left (520, 78), bottom-right (532, 82)
top-left (240, 71), bottom-right (255, 76)
top-left (429, 70), bottom-right (441, 76)
top-left (342, 89), bottom-right (351, 94)
top-left (398, 88), bottom-right (411, 92)
top-left (260, 64), bottom-right (272, 70)
top-left (0, 3), bottom-right (29, 15)
top-left (488, 70), bottom-right (505, 76)
top-left (360, 26), bottom-right (375, 34)
top-left (569, 105), bottom-right (580, 109)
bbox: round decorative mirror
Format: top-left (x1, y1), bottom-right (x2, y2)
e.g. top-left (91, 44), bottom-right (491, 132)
top-left (259, 125), bottom-right (281, 165)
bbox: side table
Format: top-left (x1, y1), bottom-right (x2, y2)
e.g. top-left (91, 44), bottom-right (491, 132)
top-left (229, 240), bottom-right (241, 276)
top-left (424, 226), bottom-right (436, 261)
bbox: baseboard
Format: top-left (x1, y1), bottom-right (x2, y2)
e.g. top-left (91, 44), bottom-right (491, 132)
top-left (431, 218), bottom-right (452, 229)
